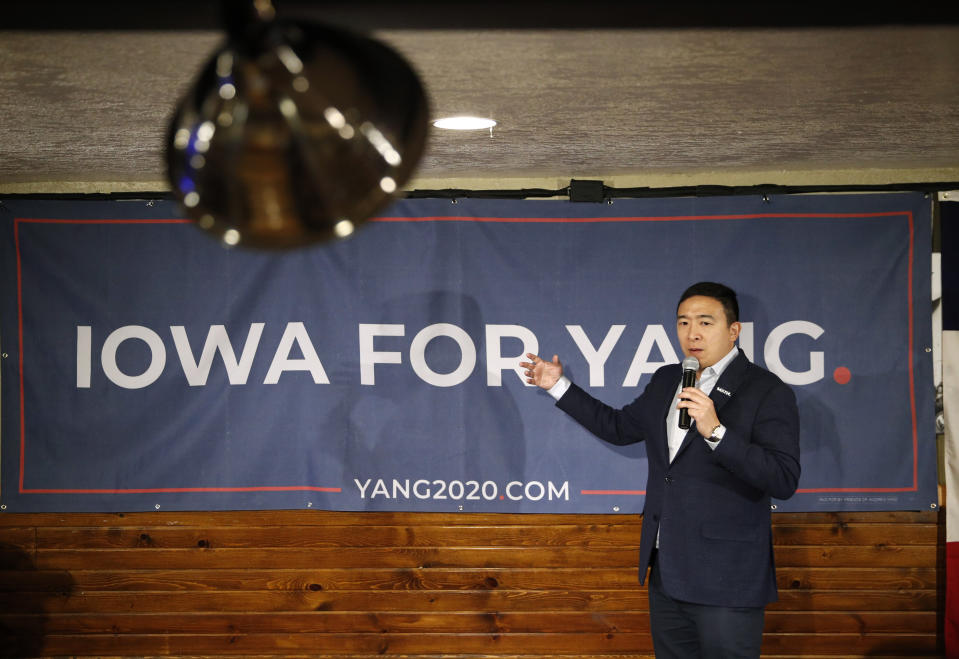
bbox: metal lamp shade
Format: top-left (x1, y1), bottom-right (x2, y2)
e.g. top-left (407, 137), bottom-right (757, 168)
top-left (166, 19), bottom-right (429, 248)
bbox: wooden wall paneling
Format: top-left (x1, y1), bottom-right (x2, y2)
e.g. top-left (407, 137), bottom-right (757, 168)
top-left (765, 510), bottom-right (941, 657)
top-left (0, 510), bottom-right (943, 657)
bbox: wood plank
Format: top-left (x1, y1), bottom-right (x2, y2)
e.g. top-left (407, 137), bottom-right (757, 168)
top-left (26, 630), bottom-right (941, 655)
top-left (0, 544), bottom-right (36, 570)
top-left (1, 610), bottom-right (934, 635)
top-left (763, 611), bottom-right (937, 634)
top-left (775, 566), bottom-right (937, 590)
top-left (0, 589), bottom-right (650, 613)
top-left (0, 510), bottom-right (645, 528)
top-left (33, 632), bottom-right (657, 655)
top-left (0, 509), bottom-right (935, 529)
top-left (0, 611), bottom-right (649, 635)
top-left (0, 569), bottom-right (75, 594)
top-left (771, 511), bottom-right (938, 524)
top-left (34, 546), bottom-right (640, 570)
top-left (3, 633), bottom-right (169, 656)
top-left (40, 524), bottom-right (938, 550)
top-left (33, 544), bottom-right (935, 570)
top-left (0, 527), bottom-right (37, 551)
top-left (773, 544), bottom-right (935, 567)
top-left (789, 510), bottom-right (932, 527)
top-left (0, 528), bottom-right (37, 573)
top-left (35, 524), bottom-right (641, 549)
top-left (0, 565), bottom-right (936, 593)
top-left (0, 588), bottom-right (937, 614)
top-left (78, 656), bottom-right (645, 659)
top-left (760, 633), bottom-right (938, 654)
top-left (0, 567), bottom-right (642, 592)
top-left (771, 589), bottom-right (937, 611)
top-left (772, 523), bottom-right (938, 545)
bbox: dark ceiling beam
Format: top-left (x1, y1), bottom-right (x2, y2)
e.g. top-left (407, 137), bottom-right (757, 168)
top-left (7, 1), bottom-right (959, 31)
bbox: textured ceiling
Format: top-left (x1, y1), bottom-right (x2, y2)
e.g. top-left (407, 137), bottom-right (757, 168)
top-left (2, 7), bottom-right (959, 192)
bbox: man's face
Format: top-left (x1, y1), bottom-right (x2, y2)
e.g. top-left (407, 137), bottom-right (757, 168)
top-left (676, 295), bottom-right (741, 374)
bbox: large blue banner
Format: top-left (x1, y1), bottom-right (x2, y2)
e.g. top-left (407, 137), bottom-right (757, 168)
top-left (0, 194), bottom-right (935, 513)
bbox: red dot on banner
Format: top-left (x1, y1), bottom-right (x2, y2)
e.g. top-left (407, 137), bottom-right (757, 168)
top-left (499, 495), bottom-right (505, 500)
top-left (834, 367), bottom-right (851, 384)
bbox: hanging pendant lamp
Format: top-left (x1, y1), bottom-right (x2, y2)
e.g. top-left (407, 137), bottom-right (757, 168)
top-left (166, 0), bottom-right (429, 248)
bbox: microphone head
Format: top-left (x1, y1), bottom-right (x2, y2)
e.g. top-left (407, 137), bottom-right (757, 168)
top-left (681, 356), bottom-right (700, 372)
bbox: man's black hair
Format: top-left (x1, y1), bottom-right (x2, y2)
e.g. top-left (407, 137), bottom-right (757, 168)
top-left (677, 282), bottom-right (739, 325)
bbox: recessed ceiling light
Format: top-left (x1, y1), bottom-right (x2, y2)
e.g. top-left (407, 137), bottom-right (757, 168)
top-left (433, 116), bottom-right (497, 130)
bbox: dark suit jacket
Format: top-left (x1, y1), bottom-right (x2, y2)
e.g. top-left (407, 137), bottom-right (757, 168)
top-left (556, 349), bottom-right (800, 608)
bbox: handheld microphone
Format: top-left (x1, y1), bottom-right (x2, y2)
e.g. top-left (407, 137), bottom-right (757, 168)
top-left (678, 356), bottom-right (699, 430)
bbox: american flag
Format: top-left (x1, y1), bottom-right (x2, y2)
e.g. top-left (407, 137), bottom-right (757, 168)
top-left (940, 194), bottom-right (959, 656)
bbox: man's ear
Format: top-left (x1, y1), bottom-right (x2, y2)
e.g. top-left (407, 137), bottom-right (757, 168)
top-left (728, 321), bottom-right (742, 343)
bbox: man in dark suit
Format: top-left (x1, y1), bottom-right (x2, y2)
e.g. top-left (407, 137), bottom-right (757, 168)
top-left (520, 282), bottom-right (800, 659)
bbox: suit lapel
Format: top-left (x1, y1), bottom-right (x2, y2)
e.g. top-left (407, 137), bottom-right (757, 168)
top-left (709, 350), bottom-right (748, 413)
top-left (672, 350), bottom-right (749, 461)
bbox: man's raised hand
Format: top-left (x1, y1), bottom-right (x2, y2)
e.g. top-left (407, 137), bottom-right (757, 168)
top-left (520, 353), bottom-right (563, 390)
